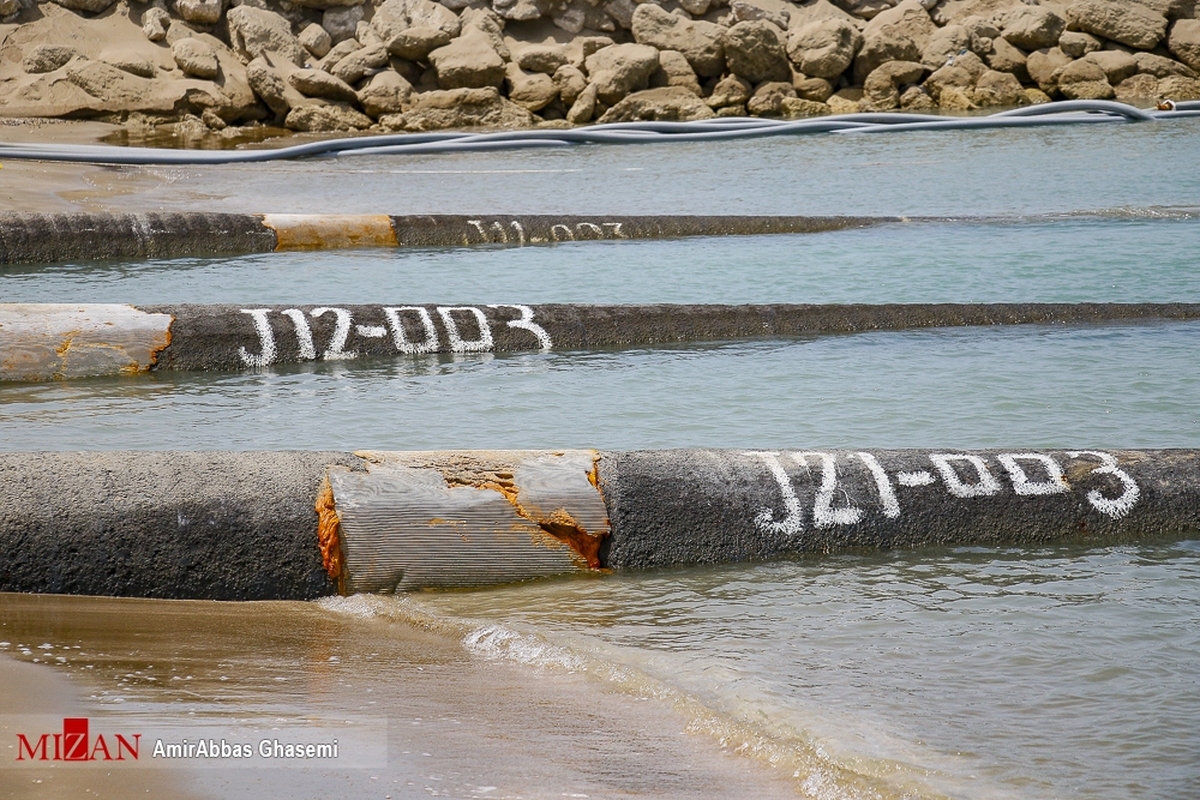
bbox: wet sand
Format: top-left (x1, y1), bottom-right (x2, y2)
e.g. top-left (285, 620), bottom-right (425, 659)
top-left (0, 592), bottom-right (805, 799)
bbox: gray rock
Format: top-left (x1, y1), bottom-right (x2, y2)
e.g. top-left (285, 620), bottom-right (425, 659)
top-left (787, 17), bottom-right (862, 79)
top-left (631, 3), bottom-right (725, 78)
top-left (584, 42), bottom-right (660, 104)
top-left (597, 86), bottom-right (716, 122)
top-left (22, 45), bottom-right (76, 74)
top-left (172, 37), bottom-right (220, 79)
top-left (1065, 0), bottom-right (1168, 51)
top-left (227, 5), bottom-right (306, 66)
top-left (323, 6), bottom-right (364, 44)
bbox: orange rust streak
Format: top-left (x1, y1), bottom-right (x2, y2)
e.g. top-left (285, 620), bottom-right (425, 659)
top-left (315, 476), bottom-right (346, 594)
top-left (147, 315), bottom-right (173, 370)
top-left (537, 508), bottom-right (603, 569)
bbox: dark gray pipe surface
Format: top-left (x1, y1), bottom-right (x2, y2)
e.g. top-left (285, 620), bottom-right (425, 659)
top-left (0, 449), bottom-right (1196, 600)
top-left (0, 451), bottom-right (356, 600)
top-left (150, 302), bottom-right (1200, 373)
top-left (598, 449), bottom-right (1200, 569)
top-left (0, 212), bottom-right (276, 265)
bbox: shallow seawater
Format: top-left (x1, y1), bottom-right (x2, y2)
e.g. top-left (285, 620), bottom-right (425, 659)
top-left (2, 120), bottom-right (1199, 799)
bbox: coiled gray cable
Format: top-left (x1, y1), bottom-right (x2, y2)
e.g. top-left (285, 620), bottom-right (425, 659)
top-left (0, 100), bottom-right (1196, 165)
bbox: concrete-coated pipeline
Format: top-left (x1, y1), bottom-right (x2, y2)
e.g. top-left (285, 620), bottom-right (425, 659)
top-left (0, 212), bottom-right (890, 265)
top-left (4, 301), bottom-right (1199, 381)
top-left (0, 448), bottom-right (1196, 600)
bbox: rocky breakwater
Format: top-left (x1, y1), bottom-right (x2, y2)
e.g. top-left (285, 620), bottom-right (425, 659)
top-left (0, 0), bottom-right (1198, 136)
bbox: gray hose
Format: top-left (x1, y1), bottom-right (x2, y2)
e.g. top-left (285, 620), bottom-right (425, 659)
top-left (0, 101), bottom-right (1196, 166)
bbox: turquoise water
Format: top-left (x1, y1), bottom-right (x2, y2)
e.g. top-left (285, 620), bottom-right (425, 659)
top-left (2, 120), bottom-right (1200, 799)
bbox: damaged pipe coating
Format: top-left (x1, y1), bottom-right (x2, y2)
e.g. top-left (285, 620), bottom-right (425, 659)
top-left (3, 301), bottom-right (1199, 381)
top-left (0, 448), bottom-right (1197, 600)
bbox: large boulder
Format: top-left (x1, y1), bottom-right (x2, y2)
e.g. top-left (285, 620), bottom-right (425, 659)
top-left (380, 86), bottom-right (535, 131)
top-left (1083, 49), bottom-right (1137, 85)
top-left (1026, 46), bottom-right (1073, 93)
top-left (706, 73), bottom-right (752, 108)
top-left (22, 45), bottom-right (76, 74)
top-left (985, 36), bottom-right (1028, 81)
top-left (651, 49), bottom-right (702, 95)
top-left (514, 43), bottom-right (569, 75)
top-left (1059, 31), bottom-right (1103, 58)
top-left (288, 67), bottom-right (360, 102)
top-left (226, 6), bottom-right (306, 66)
top-left (724, 20), bottom-right (791, 83)
top-left (52, 0), bottom-right (116, 13)
top-left (922, 24), bottom-right (971, 70)
top-left (630, 4), bottom-right (725, 78)
top-left (832, 0), bottom-right (895, 19)
top-left (285, 102), bottom-right (373, 131)
top-left (1064, 0), bottom-right (1168, 51)
top-left (998, 7), bottom-right (1065, 51)
top-left (245, 57), bottom-right (297, 117)
top-left (1169, 19), bottom-right (1200, 73)
top-left (1134, 50), bottom-right (1198, 78)
top-left (176, 0), bottom-right (224, 26)
top-left (172, 37), bottom-right (220, 79)
top-left (971, 68), bottom-right (1025, 106)
top-left (429, 31), bottom-right (505, 89)
top-left (357, 70), bottom-right (413, 117)
top-left (787, 17), bottom-right (862, 78)
top-left (329, 44), bottom-right (388, 83)
top-left (373, 0), bottom-right (461, 61)
top-left (504, 63), bottom-right (559, 110)
top-left (597, 86), bottom-right (717, 122)
top-left (854, 0), bottom-right (935, 83)
top-left (584, 42), bottom-right (660, 104)
top-left (1054, 57), bottom-right (1114, 99)
top-left (861, 59), bottom-right (924, 109)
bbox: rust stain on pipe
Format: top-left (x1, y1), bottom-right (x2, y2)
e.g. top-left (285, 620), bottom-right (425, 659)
top-left (315, 475), bottom-right (346, 594)
top-left (261, 214), bottom-right (399, 251)
top-left (412, 451), bottom-right (608, 569)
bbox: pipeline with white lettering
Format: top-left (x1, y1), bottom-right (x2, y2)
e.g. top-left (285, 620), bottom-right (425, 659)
top-left (3, 302), bottom-right (1199, 382)
top-left (0, 449), bottom-right (1196, 600)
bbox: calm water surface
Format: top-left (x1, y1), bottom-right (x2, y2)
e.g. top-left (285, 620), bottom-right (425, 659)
top-left (1, 121), bottom-right (1198, 799)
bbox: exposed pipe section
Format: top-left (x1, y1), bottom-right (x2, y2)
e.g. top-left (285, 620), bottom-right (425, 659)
top-left (0, 448), bottom-right (1196, 599)
top-left (0, 102), bottom-right (1196, 166)
top-left (3, 301), bottom-right (1198, 381)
